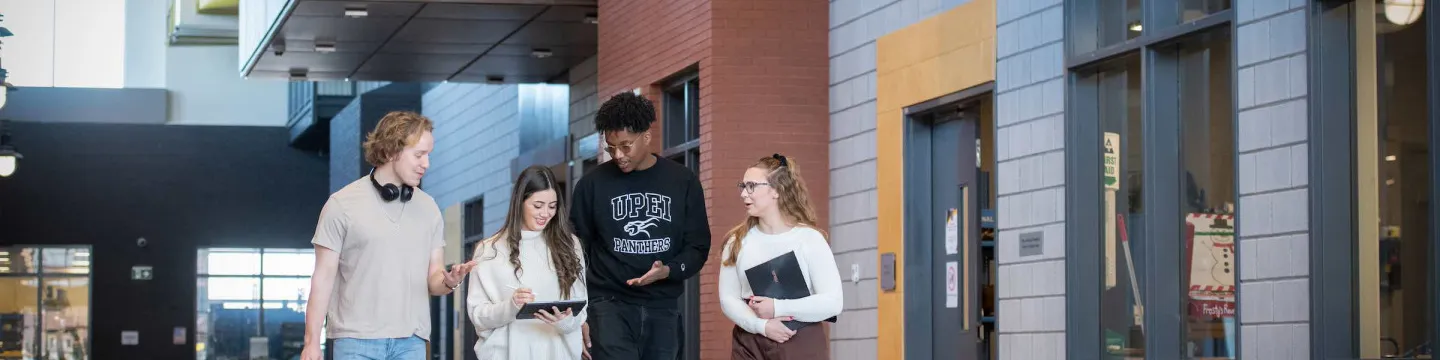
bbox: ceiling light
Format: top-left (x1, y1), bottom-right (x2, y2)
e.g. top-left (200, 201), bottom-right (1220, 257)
top-left (344, 6), bottom-right (368, 18)
top-left (1386, 155), bottom-right (1397, 161)
top-left (289, 69), bottom-right (308, 82)
top-left (0, 122), bottom-right (21, 178)
top-left (531, 48), bottom-right (553, 59)
top-left (315, 42), bottom-right (336, 53)
top-left (584, 13), bottom-right (598, 24)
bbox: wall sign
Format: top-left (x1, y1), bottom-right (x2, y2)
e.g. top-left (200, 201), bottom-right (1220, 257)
top-left (131, 265), bottom-right (153, 281)
top-left (1103, 132), bottom-right (1120, 190)
top-left (945, 208), bottom-right (959, 255)
top-left (945, 261), bottom-right (959, 308)
top-left (121, 331), bottom-right (139, 346)
top-left (1019, 231), bottom-right (1044, 257)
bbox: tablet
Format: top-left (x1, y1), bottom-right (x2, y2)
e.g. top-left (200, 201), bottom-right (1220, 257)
top-left (515, 300), bottom-right (588, 320)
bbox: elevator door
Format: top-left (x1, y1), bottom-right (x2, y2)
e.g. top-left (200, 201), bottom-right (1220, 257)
top-left (907, 112), bottom-right (981, 359)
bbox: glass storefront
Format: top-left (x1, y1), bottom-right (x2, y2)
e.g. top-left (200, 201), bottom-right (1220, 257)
top-left (0, 246), bottom-right (92, 360)
top-left (195, 248), bottom-right (317, 360)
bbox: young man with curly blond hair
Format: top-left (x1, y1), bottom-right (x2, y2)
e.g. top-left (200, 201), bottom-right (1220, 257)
top-left (301, 111), bottom-right (478, 360)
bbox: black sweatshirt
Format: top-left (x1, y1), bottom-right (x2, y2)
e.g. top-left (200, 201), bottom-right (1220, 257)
top-left (570, 154), bottom-right (711, 307)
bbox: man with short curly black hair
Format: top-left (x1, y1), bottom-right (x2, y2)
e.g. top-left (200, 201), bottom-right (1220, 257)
top-left (570, 92), bottom-right (712, 360)
top-left (300, 111), bottom-right (478, 360)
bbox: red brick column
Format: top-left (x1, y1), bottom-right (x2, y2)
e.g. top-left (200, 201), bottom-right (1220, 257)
top-left (598, 0), bottom-right (828, 357)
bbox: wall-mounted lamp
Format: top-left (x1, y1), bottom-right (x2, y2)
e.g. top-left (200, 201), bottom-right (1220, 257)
top-left (0, 121), bottom-right (22, 178)
top-left (1383, 0), bottom-right (1425, 26)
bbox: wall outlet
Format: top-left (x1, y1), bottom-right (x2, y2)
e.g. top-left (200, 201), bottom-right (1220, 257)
top-left (851, 264), bottom-right (860, 283)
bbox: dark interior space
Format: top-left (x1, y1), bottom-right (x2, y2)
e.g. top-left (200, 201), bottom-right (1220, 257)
top-left (0, 121), bottom-right (329, 359)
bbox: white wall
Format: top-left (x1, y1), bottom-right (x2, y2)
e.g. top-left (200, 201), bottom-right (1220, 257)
top-left (0, 0), bottom-right (127, 88)
top-left (124, 0), bottom-right (166, 88)
top-left (165, 45), bottom-right (287, 126)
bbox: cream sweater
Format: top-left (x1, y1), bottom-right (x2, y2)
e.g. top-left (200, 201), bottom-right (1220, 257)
top-left (718, 226), bottom-right (844, 334)
top-left (466, 230), bottom-right (587, 360)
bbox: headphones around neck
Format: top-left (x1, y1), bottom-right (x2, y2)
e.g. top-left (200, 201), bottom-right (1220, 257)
top-left (369, 168), bottom-right (415, 202)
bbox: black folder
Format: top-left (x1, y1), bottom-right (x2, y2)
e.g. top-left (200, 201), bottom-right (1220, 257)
top-left (744, 251), bottom-right (840, 331)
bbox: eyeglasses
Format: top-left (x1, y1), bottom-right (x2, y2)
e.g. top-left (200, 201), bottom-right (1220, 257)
top-left (604, 143), bottom-right (636, 155)
top-left (737, 181), bottom-right (770, 194)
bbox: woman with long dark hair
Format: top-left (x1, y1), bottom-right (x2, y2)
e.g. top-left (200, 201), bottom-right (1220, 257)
top-left (718, 154), bottom-right (843, 359)
top-left (466, 165), bottom-right (587, 360)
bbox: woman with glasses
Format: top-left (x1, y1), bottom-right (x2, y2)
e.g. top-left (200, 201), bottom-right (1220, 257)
top-left (718, 154), bottom-right (843, 359)
top-left (466, 165), bottom-right (587, 360)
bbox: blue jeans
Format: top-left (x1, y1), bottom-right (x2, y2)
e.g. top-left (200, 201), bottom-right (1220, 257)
top-left (332, 336), bottom-right (426, 360)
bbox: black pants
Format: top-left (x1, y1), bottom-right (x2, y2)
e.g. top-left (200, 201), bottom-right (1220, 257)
top-left (587, 296), bottom-right (680, 360)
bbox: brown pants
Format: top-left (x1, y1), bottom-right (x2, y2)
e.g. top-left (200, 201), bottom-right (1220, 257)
top-left (730, 324), bottom-right (829, 360)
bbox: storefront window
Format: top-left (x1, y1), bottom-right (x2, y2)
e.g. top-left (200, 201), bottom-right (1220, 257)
top-left (1372, 6), bottom-right (1432, 357)
top-left (0, 246), bottom-right (92, 360)
top-left (196, 248), bottom-right (317, 360)
top-left (1082, 54), bottom-right (1145, 358)
top-left (1071, 0), bottom-right (1142, 55)
top-left (1172, 31), bottom-right (1236, 358)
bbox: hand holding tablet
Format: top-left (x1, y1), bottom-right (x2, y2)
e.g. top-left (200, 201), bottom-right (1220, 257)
top-left (516, 300), bottom-right (588, 320)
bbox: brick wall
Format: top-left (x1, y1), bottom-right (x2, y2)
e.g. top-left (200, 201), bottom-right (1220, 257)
top-left (828, 0), bottom-right (970, 358)
top-left (598, 0), bottom-right (829, 357)
top-left (421, 83), bottom-right (521, 234)
top-left (1235, 0), bottom-right (1311, 358)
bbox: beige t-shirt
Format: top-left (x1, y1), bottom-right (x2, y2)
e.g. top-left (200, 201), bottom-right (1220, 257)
top-left (312, 177), bottom-right (444, 340)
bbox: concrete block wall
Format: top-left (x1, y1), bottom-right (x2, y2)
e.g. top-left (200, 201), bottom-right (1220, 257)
top-left (421, 83), bottom-right (521, 235)
top-left (992, 0), bottom-right (1066, 358)
top-left (1235, 0), bottom-right (1311, 358)
top-left (330, 100), bottom-right (363, 193)
top-left (827, 0), bottom-right (969, 357)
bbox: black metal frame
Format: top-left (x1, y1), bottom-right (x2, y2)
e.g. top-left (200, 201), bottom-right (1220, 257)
top-left (1308, 1), bottom-right (1358, 358)
top-left (1310, 0), bottom-right (1440, 358)
top-left (1063, 0), bottom-right (1237, 357)
top-left (660, 68), bottom-right (702, 360)
top-left (195, 247), bottom-right (317, 359)
top-left (899, 83), bottom-right (992, 360)
top-left (0, 245), bottom-right (93, 360)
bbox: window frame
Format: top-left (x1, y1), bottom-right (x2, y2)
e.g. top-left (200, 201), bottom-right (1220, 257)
top-left (195, 247), bottom-right (319, 360)
top-left (1064, 0), bottom-right (1237, 357)
top-left (659, 68), bottom-right (702, 360)
top-left (0, 245), bottom-right (93, 360)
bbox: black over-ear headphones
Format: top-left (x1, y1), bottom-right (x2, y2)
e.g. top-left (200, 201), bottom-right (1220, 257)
top-left (370, 168), bottom-right (414, 202)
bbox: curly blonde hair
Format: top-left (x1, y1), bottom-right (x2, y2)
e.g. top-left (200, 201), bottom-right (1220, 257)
top-left (363, 111), bottom-right (434, 167)
top-left (722, 154), bottom-right (827, 267)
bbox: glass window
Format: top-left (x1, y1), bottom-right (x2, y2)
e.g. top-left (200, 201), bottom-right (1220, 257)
top-left (261, 249), bottom-right (314, 277)
top-left (0, 245), bottom-right (91, 359)
top-left (0, 276), bottom-right (40, 358)
top-left (201, 249), bottom-right (262, 276)
top-left (1180, 0), bottom-right (1231, 23)
top-left (0, 248), bottom-right (39, 274)
top-left (663, 74), bottom-right (700, 149)
top-left (1072, 0), bottom-right (1142, 55)
top-left (1170, 31), bottom-right (1237, 358)
top-left (1085, 55), bottom-right (1144, 359)
top-left (41, 277), bottom-right (88, 360)
top-left (197, 248), bottom-right (317, 360)
top-left (1372, 8), bottom-right (1432, 357)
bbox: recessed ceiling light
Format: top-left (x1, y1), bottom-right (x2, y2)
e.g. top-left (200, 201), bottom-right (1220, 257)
top-left (1386, 155), bottom-right (1397, 161)
top-left (531, 48), bottom-right (553, 59)
top-left (344, 6), bottom-right (368, 18)
top-left (315, 42), bottom-right (336, 53)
